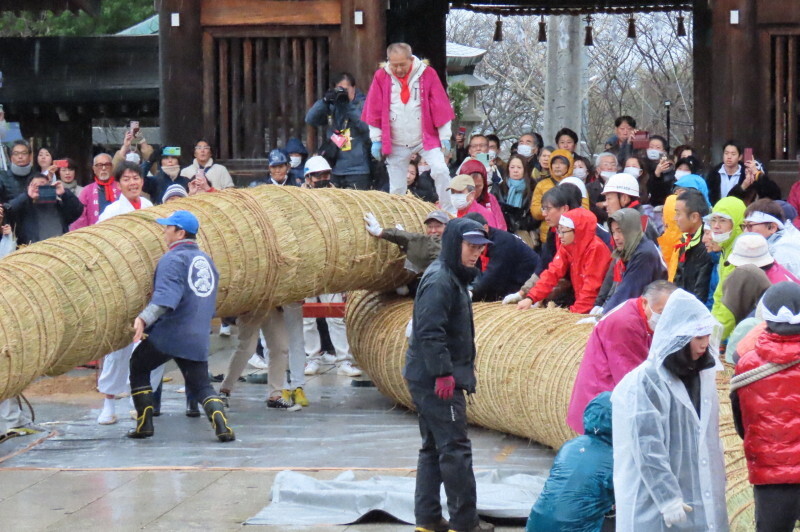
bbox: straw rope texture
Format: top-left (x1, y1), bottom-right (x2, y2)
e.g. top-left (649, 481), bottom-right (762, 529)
top-left (345, 291), bottom-right (757, 531)
top-left (0, 186), bottom-right (434, 401)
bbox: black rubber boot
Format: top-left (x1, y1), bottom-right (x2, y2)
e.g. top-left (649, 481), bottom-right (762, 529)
top-left (127, 387), bottom-right (154, 439)
top-left (152, 381), bottom-right (163, 417)
top-left (185, 396), bottom-right (201, 417)
top-left (203, 397), bottom-right (235, 442)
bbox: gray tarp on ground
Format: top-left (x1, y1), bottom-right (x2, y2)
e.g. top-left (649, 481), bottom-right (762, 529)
top-left (246, 469), bottom-right (545, 526)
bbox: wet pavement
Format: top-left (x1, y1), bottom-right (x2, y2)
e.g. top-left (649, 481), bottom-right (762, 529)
top-left (0, 332), bottom-right (555, 530)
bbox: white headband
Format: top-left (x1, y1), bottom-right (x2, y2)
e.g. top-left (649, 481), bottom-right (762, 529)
top-left (762, 305), bottom-right (800, 325)
top-left (559, 215), bottom-right (575, 229)
top-left (744, 211), bottom-right (785, 230)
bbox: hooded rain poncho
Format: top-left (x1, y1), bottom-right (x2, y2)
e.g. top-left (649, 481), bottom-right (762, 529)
top-left (612, 289), bottom-right (728, 532)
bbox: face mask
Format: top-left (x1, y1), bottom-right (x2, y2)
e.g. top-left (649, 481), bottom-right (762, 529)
top-left (290, 156), bottom-right (302, 168)
top-left (451, 193), bottom-right (470, 210)
top-left (475, 153), bottom-right (489, 165)
top-left (488, 150), bottom-right (497, 161)
top-left (418, 164), bottom-right (431, 173)
top-left (623, 166), bottom-right (642, 177)
top-left (648, 311), bottom-right (661, 330)
top-left (647, 149), bottom-right (662, 161)
top-left (600, 170), bottom-right (615, 181)
top-left (313, 179), bottom-right (330, 189)
top-left (162, 164), bottom-right (180, 178)
top-left (517, 144), bottom-right (533, 157)
top-left (712, 230), bottom-right (732, 244)
top-left (674, 170), bottom-right (690, 179)
top-left (10, 163), bottom-right (32, 177)
top-left (572, 167), bottom-right (588, 181)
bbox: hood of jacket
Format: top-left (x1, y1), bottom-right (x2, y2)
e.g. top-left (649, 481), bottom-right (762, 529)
top-left (583, 391), bottom-right (612, 443)
top-left (548, 148), bottom-right (574, 181)
top-left (439, 217), bottom-right (484, 284)
top-left (285, 137), bottom-right (308, 156)
top-left (675, 174), bottom-right (711, 207)
top-left (711, 196), bottom-right (746, 257)
top-left (561, 207), bottom-right (598, 257)
top-left (383, 55), bottom-right (425, 81)
top-left (755, 331), bottom-right (800, 364)
top-left (609, 208), bottom-right (644, 262)
top-left (648, 288), bottom-right (721, 367)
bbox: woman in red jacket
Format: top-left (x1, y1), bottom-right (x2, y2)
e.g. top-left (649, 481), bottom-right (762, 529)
top-left (517, 208), bottom-right (612, 313)
top-left (732, 281), bottom-right (800, 531)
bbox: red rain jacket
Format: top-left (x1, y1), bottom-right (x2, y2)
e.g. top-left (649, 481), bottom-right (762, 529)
top-left (735, 331), bottom-right (800, 484)
top-left (526, 208), bottom-right (611, 313)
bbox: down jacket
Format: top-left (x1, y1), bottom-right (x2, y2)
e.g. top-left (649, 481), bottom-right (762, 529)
top-left (525, 208), bottom-right (611, 313)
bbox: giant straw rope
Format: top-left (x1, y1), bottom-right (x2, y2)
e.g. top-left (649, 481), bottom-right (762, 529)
top-left (0, 187), bottom-right (432, 400)
top-left (345, 291), bottom-right (756, 531)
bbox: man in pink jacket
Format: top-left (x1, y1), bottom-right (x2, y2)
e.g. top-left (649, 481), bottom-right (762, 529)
top-left (566, 280), bottom-right (676, 434)
top-left (70, 153), bottom-right (122, 230)
top-left (362, 42), bottom-right (456, 214)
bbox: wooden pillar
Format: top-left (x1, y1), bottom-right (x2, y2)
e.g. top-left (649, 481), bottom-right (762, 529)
top-left (158, 0), bottom-right (204, 156)
top-left (386, 0), bottom-right (449, 86)
top-left (692, 2), bottom-right (713, 162)
top-left (331, 0), bottom-right (386, 90)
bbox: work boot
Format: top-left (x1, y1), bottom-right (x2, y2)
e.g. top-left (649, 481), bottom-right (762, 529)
top-left (203, 397), bottom-right (235, 442)
top-left (449, 521), bottom-right (494, 532)
top-left (185, 397), bottom-right (201, 417)
top-left (127, 387), bottom-right (155, 439)
top-left (415, 517), bottom-right (450, 532)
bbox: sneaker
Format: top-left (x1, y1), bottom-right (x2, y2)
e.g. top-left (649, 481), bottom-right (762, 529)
top-left (337, 361), bottom-right (362, 377)
top-left (304, 359), bottom-right (321, 375)
top-left (319, 352), bottom-right (337, 365)
top-left (292, 387), bottom-right (309, 407)
top-left (248, 353), bottom-right (269, 369)
top-left (267, 392), bottom-right (301, 411)
top-left (219, 324), bottom-right (231, 337)
top-left (334, 352), bottom-right (352, 363)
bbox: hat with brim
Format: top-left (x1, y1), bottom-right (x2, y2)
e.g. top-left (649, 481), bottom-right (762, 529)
top-left (462, 229), bottom-right (492, 245)
top-left (447, 174), bottom-right (475, 192)
top-left (424, 210), bottom-right (450, 225)
top-left (727, 233), bottom-right (774, 268)
top-left (156, 210), bottom-right (199, 234)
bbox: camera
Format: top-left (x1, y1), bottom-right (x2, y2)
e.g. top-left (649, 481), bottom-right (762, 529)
top-left (37, 185), bottom-right (57, 204)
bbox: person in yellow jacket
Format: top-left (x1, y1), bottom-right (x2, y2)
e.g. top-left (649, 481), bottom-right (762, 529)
top-left (531, 149), bottom-right (573, 244)
top-left (707, 196), bottom-right (746, 340)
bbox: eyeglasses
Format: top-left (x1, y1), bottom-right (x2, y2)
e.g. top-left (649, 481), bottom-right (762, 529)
top-left (194, 145), bottom-right (211, 151)
top-left (11, 151), bottom-right (29, 156)
top-left (556, 228), bottom-right (574, 236)
top-left (740, 222), bottom-right (768, 231)
top-left (94, 163), bottom-right (112, 168)
top-left (707, 217), bottom-right (730, 226)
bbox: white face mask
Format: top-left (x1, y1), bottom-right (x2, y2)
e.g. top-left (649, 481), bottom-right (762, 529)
top-left (450, 192), bottom-right (470, 211)
top-left (290, 156), bottom-right (302, 168)
top-left (488, 150), bottom-right (497, 161)
top-left (646, 149), bottom-right (662, 161)
top-left (600, 170), bottom-right (615, 181)
top-left (572, 167), bottom-right (588, 181)
top-left (648, 311), bottom-right (661, 330)
top-left (418, 164), bottom-right (431, 173)
top-left (674, 170), bottom-right (690, 179)
top-left (712, 230), bottom-right (732, 244)
top-left (162, 164), bottom-right (180, 178)
top-left (517, 144), bottom-right (533, 157)
top-left (623, 166), bottom-right (642, 177)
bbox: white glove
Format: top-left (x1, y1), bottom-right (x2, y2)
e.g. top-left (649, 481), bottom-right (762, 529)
top-left (590, 305), bottom-right (604, 316)
top-left (395, 285), bottom-right (410, 296)
top-left (364, 212), bottom-right (383, 237)
top-left (662, 499), bottom-right (692, 528)
top-left (502, 292), bottom-right (523, 305)
top-left (576, 317), bottom-right (598, 325)
top-left (395, 223), bottom-right (405, 231)
top-left (468, 290), bottom-right (473, 300)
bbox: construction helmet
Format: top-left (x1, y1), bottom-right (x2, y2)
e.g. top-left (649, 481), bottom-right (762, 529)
top-left (304, 155), bottom-right (332, 177)
top-left (602, 173), bottom-right (640, 198)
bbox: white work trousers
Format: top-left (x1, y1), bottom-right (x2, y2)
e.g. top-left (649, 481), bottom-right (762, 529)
top-left (282, 302), bottom-right (306, 388)
top-left (386, 144), bottom-right (454, 214)
top-left (97, 343), bottom-right (164, 396)
top-left (303, 294), bottom-right (351, 359)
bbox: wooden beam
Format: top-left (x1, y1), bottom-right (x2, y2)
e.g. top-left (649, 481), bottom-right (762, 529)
top-left (218, 39), bottom-right (230, 159)
top-left (200, 0), bottom-right (341, 26)
top-left (202, 31), bottom-right (216, 150)
top-left (788, 37), bottom-right (798, 160)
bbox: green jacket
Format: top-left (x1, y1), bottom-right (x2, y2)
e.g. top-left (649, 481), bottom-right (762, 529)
top-left (381, 228), bottom-right (441, 273)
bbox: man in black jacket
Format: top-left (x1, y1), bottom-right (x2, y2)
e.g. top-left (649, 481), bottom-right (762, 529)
top-left (673, 189), bottom-right (714, 303)
top-left (0, 140), bottom-right (34, 202)
top-left (404, 217), bottom-right (494, 532)
top-left (463, 212), bottom-right (539, 302)
top-left (7, 174), bottom-right (83, 245)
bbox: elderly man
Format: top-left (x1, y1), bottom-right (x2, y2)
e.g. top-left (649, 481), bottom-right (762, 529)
top-left (363, 42), bottom-right (456, 213)
top-left (567, 281), bottom-right (676, 433)
top-left (587, 152), bottom-right (618, 224)
top-left (742, 198), bottom-right (800, 277)
top-left (70, 153), bottom-right (121, 229)
top-left (0, 140), bottom-right (36, 202)
top-left (305, 72), bottom-right (370, 190)
top-left (612, 289), bottom-right (728, 531)
top-left (7, 173), bottom-right (83, 245)
top-left (364, 209), bottom-right (448, 274)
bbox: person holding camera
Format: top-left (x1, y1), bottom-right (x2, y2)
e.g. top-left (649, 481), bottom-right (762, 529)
top-left (6, 173), bottom-right (83, 245)
top-left (305, 73), bottom-right (370, 190)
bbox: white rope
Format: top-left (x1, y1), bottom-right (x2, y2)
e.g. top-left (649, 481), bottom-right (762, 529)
top-left (729, 359), bottom-right (800, 392)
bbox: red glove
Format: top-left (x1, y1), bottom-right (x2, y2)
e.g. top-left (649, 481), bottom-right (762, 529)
top-left (435, 375), bottom-right (456, 400)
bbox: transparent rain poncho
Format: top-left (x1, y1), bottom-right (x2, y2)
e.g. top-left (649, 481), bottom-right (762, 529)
top-left (611, 289), bottom-right (729, 531)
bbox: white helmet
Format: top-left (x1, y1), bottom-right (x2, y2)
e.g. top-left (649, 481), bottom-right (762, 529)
top-left (303, 155), bottom-right (332, 177)
top-left (602, 173), bottom-right (640, 198)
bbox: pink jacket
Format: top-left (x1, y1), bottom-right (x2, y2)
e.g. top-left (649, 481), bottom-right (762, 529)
top-left (766, 261), bottom-right (800, 284)
top-left (457, 201), bottom-right (502, 229)
top-left (788, 181), bottom-right (800, 230)
top-left (70, 181), bottom-right (122, 230)
top-left (362, 63), bottom-right (455, 155)
top-left (566, 297), bottom-right (653, 434)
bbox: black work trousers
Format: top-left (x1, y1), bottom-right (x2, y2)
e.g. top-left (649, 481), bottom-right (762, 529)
top-left (408, 380), bottom-right (478, 531)
top-left (754, 483), bottom-right (800, 532)
top-left (130, 339), bottom-right (217, 403)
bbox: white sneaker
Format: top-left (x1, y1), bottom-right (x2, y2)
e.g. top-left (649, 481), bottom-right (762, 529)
top-left (304, 359), bottom-right (321, 376)
top-left (337, 361), bottom-right (362, 377)
top-left (248, 354), bottom-right (269, 369)
top-left (334, 353), bottom-right (353, 363)
top-left (219, 324), bottom-right (232, 337)
top-left (319, 352), bottom-right (337, 365)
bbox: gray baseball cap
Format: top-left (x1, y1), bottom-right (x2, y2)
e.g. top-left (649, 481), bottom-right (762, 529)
top-left (424, 210), bottom-right (450, 225)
